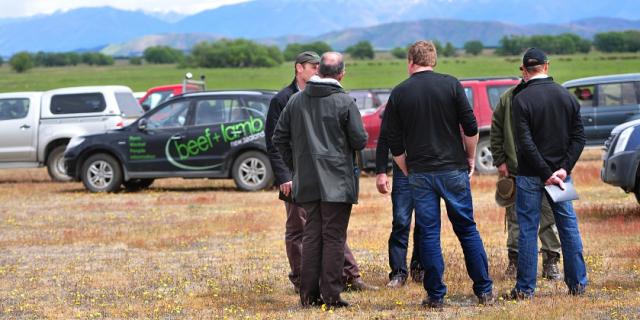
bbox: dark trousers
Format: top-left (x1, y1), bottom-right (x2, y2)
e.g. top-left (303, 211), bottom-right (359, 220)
top-left (299, 201), bottom-right (352, 305)
top-left (389, 164), bottom-right (422, 279)
top-left (284, 202), bottom-right (359, 288)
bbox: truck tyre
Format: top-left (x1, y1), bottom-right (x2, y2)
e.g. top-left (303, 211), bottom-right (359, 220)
top-left (81, 153), bottom-right (123, 193)
top-left (123, 179), bottom-right (154, 192)
top-left (47, 145), bottom-right (72, 182)
top-left (475, 137), bottom-right (497, 175)
top-left (232, 151), bottom-right (273, 191)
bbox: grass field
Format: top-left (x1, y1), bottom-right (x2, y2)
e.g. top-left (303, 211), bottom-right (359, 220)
top-left (0, 150), bottom-right (639, 319)
top-left (0, 53), bottom-right (639, 93)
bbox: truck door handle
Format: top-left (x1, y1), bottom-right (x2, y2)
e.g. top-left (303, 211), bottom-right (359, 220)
top-left (20, 124), bottom-right (31, 130)
top-left (170, 134), bottom-right (185, 140)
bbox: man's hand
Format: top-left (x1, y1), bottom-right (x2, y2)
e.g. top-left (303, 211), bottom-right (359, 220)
top-left (393, 154), bottom-right (409, 176)
top-left (376, 173), bottom-right (391, 194)
top-left (279, 181), bottom-right (293, 196)
top-left (552, 168), bottom-right (567, 181)
top-left (467, 157), bottom-right (475, 178)
top-left (544, 175), bottom-right (566, 190)
top-left (497, 163), bottom-right (509, 177)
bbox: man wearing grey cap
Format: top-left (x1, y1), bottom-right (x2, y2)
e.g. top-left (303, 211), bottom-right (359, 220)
top-left (508, 47), bottom-right (587, 300)
top-left (264, 51), bottom-right (376, 296)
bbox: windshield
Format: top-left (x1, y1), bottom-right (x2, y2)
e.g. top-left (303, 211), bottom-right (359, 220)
top-left (115, 92), bottom-right (144, 118)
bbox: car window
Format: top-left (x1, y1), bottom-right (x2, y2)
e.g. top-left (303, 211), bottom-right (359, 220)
top-left (569, 85), bottom-right (595, 107)
top-left (142, 90), bottom-right (174, 110)
top-left (487, 85), bottom-right (512, 110)
top-left (597, 82), bottom-right (638, 107)
top-left (146, 100), bottom-right (189, 129)
top-left (50, 93), bottom-right (106, 114)
top-left (363, 95), bottom-right (374, 109)
top-left (0, 98), bottom-right (29, 121)
top-left (349, 92), bottom-right (367, 110)
top-left (115, 92), bottom-right (144, 117)
top-left (376, 92), bottom-right (390, 106)
top-left (193, 98), bottom-right (241, 126)
top-left (464, 87), bottom-right (474, 108)
top-left (243, 96), bottom-right (270, 117)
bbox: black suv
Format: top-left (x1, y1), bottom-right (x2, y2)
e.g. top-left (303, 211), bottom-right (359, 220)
top-left (64, 90), bottom-right (276, 192)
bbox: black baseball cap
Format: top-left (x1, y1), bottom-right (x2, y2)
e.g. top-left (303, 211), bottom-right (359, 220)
top-left (295, 51), bottom-right (320, 65)
top-left (522, 47), bottom-right (548, 67)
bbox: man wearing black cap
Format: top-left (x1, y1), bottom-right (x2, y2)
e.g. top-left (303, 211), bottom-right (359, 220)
top-left (490, 66), bottom-right (562, 280)
top-left (264, 51), bottom-right (376, 296)
top-left (508, 48), bottom-right (587, 299)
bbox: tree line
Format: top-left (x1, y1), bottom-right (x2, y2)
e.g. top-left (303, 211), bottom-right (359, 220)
top-left (4, 30), bottom-right (638, 73)
top-left (6, 51), bottom-right (114, 73)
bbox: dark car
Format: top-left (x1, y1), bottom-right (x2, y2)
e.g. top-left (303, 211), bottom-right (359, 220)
top-left (563, 73), bottom-right (640, 146)
top-left (601, 119), bottom-right (640, 203)
top-left (64, 90), bottom-right (276, 192)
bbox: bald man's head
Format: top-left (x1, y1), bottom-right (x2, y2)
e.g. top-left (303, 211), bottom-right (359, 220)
top-left (319, 52), bottom-right (345, 80)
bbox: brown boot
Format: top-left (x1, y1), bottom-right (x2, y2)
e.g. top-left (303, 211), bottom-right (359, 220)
top-left (505, 251), bottom-right (518, 279)
top-left (542, 252), bottom-right (562, 281)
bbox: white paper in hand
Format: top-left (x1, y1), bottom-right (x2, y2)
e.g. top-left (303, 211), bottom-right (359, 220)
top-left (544, 182), bottom-right (579, 203)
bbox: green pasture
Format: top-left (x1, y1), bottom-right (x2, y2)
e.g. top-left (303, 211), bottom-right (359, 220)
top-left (0, 53), bottom-right (638, 93)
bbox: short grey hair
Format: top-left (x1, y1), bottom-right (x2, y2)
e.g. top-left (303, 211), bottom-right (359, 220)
top-left (319, 52), bottom-right (345, 78)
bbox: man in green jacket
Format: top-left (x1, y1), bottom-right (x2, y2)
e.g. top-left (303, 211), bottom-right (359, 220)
top-left (273, 52), bottom-right (368, 308)
top-left (489, 77), bottom-right (562, 280)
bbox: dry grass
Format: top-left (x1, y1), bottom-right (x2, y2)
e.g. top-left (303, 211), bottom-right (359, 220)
top-left (1, 150), bottom-right (639, 319)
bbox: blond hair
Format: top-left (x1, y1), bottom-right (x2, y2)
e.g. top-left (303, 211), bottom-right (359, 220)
top-left (408, 40), bottom-right (437, 67)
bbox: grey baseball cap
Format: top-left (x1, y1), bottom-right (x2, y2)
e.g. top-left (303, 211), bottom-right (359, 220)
top-left (295, 51), bottom-right (320, 65)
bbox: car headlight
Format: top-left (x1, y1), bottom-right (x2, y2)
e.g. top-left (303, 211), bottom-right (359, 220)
top-left (66, 136), bottom-right (86, 151)
top-left (612, 127), bottom-right (634, 155)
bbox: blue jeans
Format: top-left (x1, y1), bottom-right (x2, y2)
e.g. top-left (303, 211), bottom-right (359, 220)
top-left (409, 169), bottom-right (493, 300)
top-left (515, 175), bottom-right (587, 295)
top-left (388, 165), bottom-right (422, 279)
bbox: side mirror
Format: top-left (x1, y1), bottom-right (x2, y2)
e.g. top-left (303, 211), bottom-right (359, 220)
top-left (138, 118), bottom-right (148, 131)
top-left (141, 103), bottom-right (150, 112)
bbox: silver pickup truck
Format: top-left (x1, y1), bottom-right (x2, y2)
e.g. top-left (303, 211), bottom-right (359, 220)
top-left (0, 86), bottom-right (143, 181)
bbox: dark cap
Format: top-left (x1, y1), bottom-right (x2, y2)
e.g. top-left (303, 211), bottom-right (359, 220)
top-left (295, 51), bottom-right (320, 65)
top-left (522, 47), bottom-right (548, 67)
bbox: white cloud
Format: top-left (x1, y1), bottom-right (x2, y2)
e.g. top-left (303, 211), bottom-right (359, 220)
top-left (0, 0), bottom-right (251, 18)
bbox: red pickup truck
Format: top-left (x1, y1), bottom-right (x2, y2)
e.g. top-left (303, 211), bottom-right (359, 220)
top-left (360, 77), bottom-right (520, 174)
top-left (138, 74), bottom-right (206, 111)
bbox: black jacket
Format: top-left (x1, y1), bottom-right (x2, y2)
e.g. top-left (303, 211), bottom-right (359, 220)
top-left (272, 79), bottom-right (368, 204)
top-left (385, 70), bottom-right (477, 173)
top-left (265, 79), bottom-right (297, 188)
top-left (513, 77), bottom-right (585, 180)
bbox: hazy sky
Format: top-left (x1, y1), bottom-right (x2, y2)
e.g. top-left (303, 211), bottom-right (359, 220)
top-left (0, 0), bottom-right (251, 18)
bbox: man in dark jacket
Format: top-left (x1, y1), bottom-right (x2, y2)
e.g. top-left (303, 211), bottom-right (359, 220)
top-left (490, 78), bottom-right (562, 280)
top-left (385, 40), bottom-right (494, 308)
top-left (273, 52), bottom-right (368, 308)
top-left (509, 48), bottom-right (587, 299)
top-left (264, 51), bottom-right (375, 294)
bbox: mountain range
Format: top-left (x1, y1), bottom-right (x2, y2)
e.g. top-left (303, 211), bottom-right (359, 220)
top-left (1, 0), bottom-right (639, 56)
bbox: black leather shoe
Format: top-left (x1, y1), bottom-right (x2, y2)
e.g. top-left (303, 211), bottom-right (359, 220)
top-left (325, 298), bottom-right (350, 308)
top-left (421, 296), bottom-right (444, 310)
top-left (502, 288), bottom-right (533, 301)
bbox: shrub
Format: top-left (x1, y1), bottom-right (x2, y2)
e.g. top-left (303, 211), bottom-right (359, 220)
top-left (9, 52), bottom-right (34, 73)
top-left (191, 39), bottom-right (283, 68)
top-left (390, 47), bottom-right (407, 59)
top-left (345, 41), bottom-right (374, 60)
top-left (129, 57), bottom-right (143, 65)
top-left (143, 46), bottom-right (184, 64)
top-left (463, 40), bottom-right (483, 56)
top-left (283, 42), bottom-right (333, 61)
